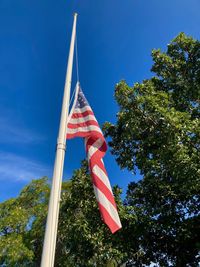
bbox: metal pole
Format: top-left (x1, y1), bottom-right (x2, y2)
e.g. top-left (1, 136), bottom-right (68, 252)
top-left (41, 13), bottom-right (78, 267)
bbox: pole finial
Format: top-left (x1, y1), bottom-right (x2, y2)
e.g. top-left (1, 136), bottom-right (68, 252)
top-left (74, 12), bottom-right (78, 17)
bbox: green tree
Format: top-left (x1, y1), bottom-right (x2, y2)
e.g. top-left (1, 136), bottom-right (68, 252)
top-left (104, 33), bottom-right (200, 266)
top-left (0, 162), bottom-right (128, 267)
top-left (56, 160), bottom-right (126, 267)
top-left (0, 177), bottom-right (49, 266)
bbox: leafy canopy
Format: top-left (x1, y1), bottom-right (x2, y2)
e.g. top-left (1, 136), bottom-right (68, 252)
top-left (104, 33), bottom-right (200, 266)
top-left (0, 178), bottom-right (49, 266)
top-left (0, 162), bottom-right (128, 267)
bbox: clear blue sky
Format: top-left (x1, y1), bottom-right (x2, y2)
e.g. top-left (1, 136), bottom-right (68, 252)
top-left (0, 0), bottom-right (200, 202)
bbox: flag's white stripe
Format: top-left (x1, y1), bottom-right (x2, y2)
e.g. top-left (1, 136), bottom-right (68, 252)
top-left (69, 115), bottom-right (97, 124)
top-left (84, 137), bottom-right (88, 151)
top-left (92, 165), bottom-right (113, 193)
top-left (67, 125), bottom-right (102, 135)
top-left (87, 138), bottom-right (104, 160)
top-left (73, 106), bottom-right (92, 114)
top-left (93, 185), bottom-right (122, 228)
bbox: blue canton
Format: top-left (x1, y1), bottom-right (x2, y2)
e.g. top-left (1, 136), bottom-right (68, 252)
top-left (75, 87), bottom-right (89, 109)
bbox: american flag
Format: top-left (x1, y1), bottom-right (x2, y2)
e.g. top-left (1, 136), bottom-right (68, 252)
top-left (66, 83), bottom-right (122, 233)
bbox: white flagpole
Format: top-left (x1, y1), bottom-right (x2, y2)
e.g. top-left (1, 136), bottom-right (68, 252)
top-left (41, 13), bottom-right (78, 267)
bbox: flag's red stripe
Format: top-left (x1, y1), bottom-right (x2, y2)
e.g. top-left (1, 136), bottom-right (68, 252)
top-left (85, 137), bottom-right (106, 155)
top-left (67, 120), bottom-right (99, 129)
top-left (98, 202), bottom-right (121, 234)
top-left (72, 110), bottom-right (94, 118)
top-left (91, 171), bottom-right (117, 208)
top-left (89, 153), bottom-right (108, 173)
top-left (67, 131), bottom-right (103, 139)
top-left (87, 143), bottom-right (107, 164)
top-left (91, 160), bottom-right (110, 190)
top-left (95, 160), bottom-right (107, 175)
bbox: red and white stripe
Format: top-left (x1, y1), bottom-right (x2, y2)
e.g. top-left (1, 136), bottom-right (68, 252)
top-left (66, 83), bottom-right (122, 233)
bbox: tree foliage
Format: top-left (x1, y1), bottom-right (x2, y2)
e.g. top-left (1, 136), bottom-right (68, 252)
top-left (104, 33), bottom-right (200, 266)
top-left (0, 178), bottom-right (49, 266)
top-left (0, 162), bottom-right (128, 267)
top-left (56, 160), bottom-right (127, 267)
